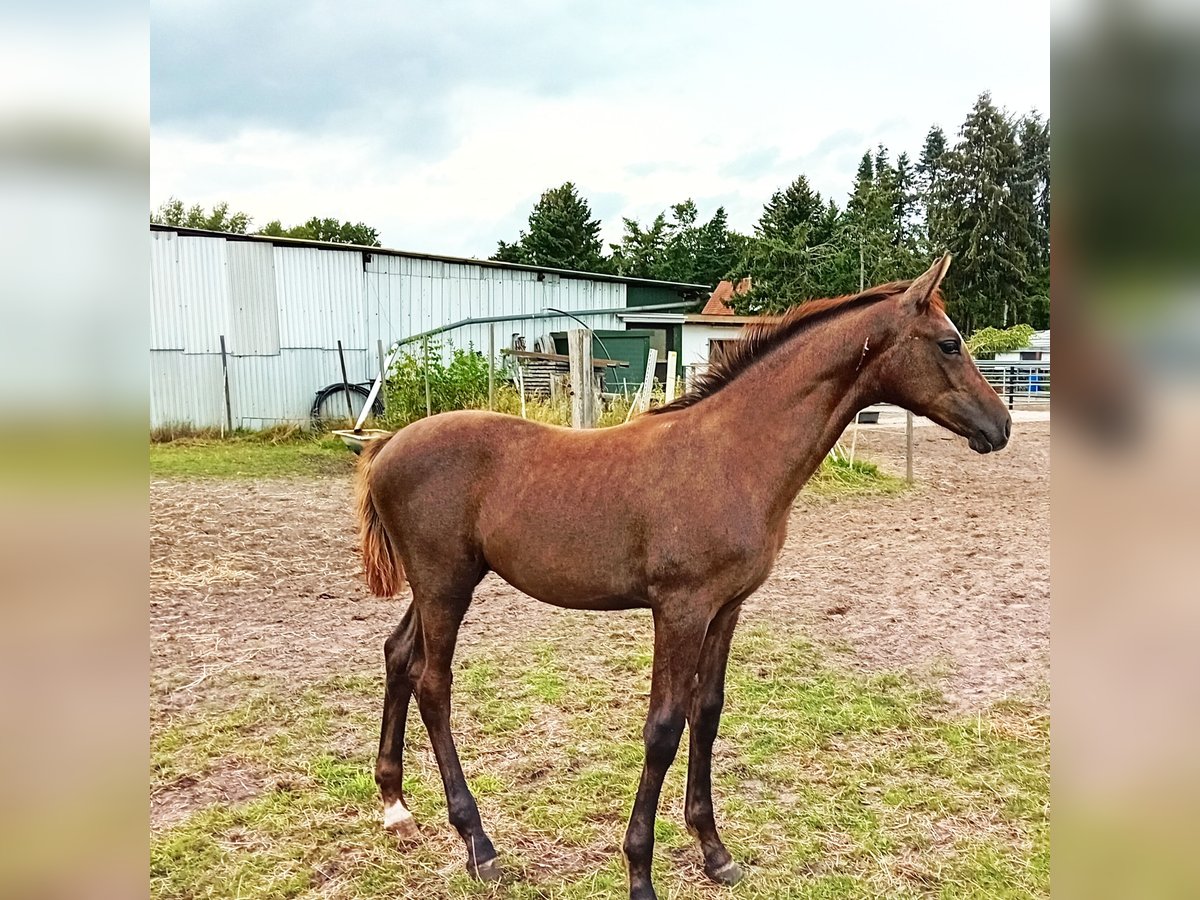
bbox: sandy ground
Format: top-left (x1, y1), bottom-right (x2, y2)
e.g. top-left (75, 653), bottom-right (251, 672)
top-left (150, 421), bottom-right (1048, 719)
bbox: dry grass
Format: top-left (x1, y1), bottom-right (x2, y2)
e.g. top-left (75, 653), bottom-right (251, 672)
top-left (151, 625), bottom-right (1047, 899)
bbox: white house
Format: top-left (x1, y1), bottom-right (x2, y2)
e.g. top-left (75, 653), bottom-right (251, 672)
top-left (995, 330), bottom-right (1051, 362)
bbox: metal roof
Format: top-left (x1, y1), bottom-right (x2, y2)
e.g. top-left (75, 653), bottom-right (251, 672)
top-left (149, 224), bottom-right (711, 292)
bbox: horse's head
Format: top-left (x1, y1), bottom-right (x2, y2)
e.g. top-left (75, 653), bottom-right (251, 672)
top-left (876, 255), bottom-right (1012, 454)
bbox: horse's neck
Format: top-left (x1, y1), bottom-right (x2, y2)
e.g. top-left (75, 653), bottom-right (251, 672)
top-left (689, 308), bottom-right (885, 519)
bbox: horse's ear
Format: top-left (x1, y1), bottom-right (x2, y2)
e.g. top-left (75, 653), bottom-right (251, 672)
top-left (904, 253), bottom-right (952, 312)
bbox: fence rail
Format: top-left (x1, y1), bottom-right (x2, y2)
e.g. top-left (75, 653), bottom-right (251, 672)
top-left (975, 361), bottom-right (1050, 407)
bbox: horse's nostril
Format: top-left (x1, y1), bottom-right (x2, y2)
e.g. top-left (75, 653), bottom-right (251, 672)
top-left (1004, 417), bottom-right (1012, 440)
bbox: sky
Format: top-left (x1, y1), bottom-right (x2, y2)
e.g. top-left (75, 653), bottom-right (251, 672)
top-left (150, 0), bottom-right (1049, 258)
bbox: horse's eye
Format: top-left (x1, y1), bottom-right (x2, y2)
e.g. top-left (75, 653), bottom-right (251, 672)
top-left (938, 339), bottom-right (961, 356)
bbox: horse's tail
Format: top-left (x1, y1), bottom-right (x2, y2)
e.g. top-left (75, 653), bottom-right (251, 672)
top-left (355, 434), bottom-right (406, 598)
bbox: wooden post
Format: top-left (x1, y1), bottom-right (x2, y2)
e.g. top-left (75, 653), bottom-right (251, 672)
top-left (487, 324), bottom-right (495, 411)
top-left (636, 348), bottom-right (659, 413)
top-left (905, 410), bottom-right (914, 485)
top-left (422, 335), bottom-right (432, 418)
top-left (568, 328), bottom-right (596, 428)
top-left (376, 339), bottom-right (387, 414)
top-left (219, 335), bottom-right (233, 436)
top-left (664, 350), bottom-right (678, 403)
top-left (336, 340), bottom-right (356, 427)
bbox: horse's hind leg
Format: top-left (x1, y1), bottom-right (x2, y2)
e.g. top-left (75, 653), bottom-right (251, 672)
top-left (375, 605), bottom-right (422, 841)
top-left (410, 571), bottom-right (500, 881)
top-left (685, 603), bottom-right (742, 885)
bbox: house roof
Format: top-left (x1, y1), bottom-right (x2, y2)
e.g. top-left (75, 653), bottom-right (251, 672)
top-left (700, 277), bottom-right (752, 315)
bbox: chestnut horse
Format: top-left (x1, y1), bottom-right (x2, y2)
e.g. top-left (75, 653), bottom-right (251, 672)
top-left (355, 255), bottom-right (1011, 899)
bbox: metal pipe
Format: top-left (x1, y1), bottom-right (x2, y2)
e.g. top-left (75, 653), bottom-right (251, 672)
top-left (392, 299), bottom-right (699, 349)
top-left (542, 306), bottom-right (616, 362)
top-left (352, 299), bottom-right (699, 431)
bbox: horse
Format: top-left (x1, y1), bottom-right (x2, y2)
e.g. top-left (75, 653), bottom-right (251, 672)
top-left (354, 254), bottom-right (1011, 900)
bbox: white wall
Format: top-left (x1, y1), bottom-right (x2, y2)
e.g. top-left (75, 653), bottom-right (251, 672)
top-left (680, 322), bottom-right (747, 368)
top-left (150, 230), bottom-right (630, 429)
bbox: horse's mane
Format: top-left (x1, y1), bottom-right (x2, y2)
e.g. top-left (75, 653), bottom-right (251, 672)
top-left (649, 280), bottom-right (941, 415)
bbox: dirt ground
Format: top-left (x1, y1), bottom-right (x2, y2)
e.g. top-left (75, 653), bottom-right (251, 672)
top-left (151, 421), bottom-right (1049, 719)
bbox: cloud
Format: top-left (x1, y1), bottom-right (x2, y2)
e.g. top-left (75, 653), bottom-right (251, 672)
top-left (151, 0), bottom-right (682, 155)
top-left (719, 147), bottom-right (781, 180)
top-left (151, 0), bottom-right (1050, 256)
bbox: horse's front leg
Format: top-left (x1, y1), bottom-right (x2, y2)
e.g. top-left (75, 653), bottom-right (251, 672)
top-left (623, 606), bottom-right (709, 900)
top-left (685, 603), bottom-right (742, 885)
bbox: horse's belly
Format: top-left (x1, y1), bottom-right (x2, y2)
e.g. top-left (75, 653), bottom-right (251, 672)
top-left (487, 559), bottom-right (649, 612)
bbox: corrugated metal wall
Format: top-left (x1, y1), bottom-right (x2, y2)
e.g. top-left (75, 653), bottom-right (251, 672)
top-left (150, 231), bottom-right (629, 429)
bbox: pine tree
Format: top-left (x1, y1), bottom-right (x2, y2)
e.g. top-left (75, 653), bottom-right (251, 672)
top-left (939, 93), bottom-right (1030, 331)
top-left (756, 175), bottom-right (823, 243)
top-left (916, 126), bottom-right (950, 252)
top-left (1016, 113), bottom-right (1050, 271)
top-left (492, 183), bottom-right (608, 272)
top-left (695, 206), bottom-right (745, 286)
top-left (892, 152), bottom-right (917, 248)
top-left (610, 214), bottom-right (671, 278)
top-left (846, 152), bottom-right (875, 221)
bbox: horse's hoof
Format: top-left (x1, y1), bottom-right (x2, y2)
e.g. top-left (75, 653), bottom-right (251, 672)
top-left (705, 859), bottom-right (744, 886)
top-left (385, 815), bottom-right (420, 843)
top-left (383, 801), bottom-right (419, 843)
top-left (469, 856), bottom-right (503, 882)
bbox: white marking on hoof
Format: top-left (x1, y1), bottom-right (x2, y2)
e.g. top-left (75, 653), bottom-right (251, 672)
top-left (383, 800), bottom-right (417, 839)
top-left (708, 860), bottom-right (744, 885)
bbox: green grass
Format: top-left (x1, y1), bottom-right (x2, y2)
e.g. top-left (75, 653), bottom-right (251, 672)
top-left (151, 628), bottom-right (1047, 899)
top-left (148, 429), bottom-right (906, 497)
top-left (149, 430), bottom-right (354, 479)
top-left (804, 447), bottom-right (908, 499)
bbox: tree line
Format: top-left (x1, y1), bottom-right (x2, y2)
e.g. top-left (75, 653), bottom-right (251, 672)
top-left (493, 92), bottom-right (1048, 332)
top-left (151, 92), bottom-right (1048, 333)
top-left (150, 197), bottom-right (381, 247)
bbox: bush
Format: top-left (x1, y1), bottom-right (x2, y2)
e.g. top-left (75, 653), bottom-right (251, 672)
top-left (381, 341), bottom-right (493, 427)
top-left (966, 323), bottom-right (1036, 358)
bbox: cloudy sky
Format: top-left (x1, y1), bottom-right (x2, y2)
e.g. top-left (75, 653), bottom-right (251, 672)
top-left (151, 0), bottom-right (1048, 257)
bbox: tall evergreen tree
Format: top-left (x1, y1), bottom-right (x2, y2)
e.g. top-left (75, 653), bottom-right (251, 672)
top-left (846, 152), bottom-right (876, 222)
top-left (610, 213), bottom-right (671, 279)
top-left (756, 175), bottom-right (823, 242)
top-left (492, 183), bottom-right (608, 272)
top-left (731, 97), bottom-right (1048, 330)
top-left (916, 126), bottom-right (950, 252)
top-left (939, 92), bottom-right (1031, 330)
top-left (892, 152), bottom-right (917, 248)
top-left (1016, 113), bottom-right (1051, 271)
top-left (610, 201), bottom-right (744, 285)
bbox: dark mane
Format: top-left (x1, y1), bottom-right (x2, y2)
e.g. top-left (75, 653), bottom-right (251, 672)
top-left (648, 280), bottom-right (938, 415)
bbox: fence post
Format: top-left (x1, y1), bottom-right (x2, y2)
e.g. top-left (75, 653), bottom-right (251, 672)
top-left (635, 348), bottom-right (659, 413)
top-left (1007, 366), bottom-right (1015, 410)
top-left (568, 328), bottom-right (595, 428)
top-left (219, 335), bottom-right (233, 436)
top-left (664, 350), bottom-right (678, 403)
top-left (487, 324), bottom-right (495, 411)
top-left (422, 335), bottom-right (432, 418)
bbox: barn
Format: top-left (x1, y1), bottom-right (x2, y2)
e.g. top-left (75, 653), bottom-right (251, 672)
top-left (150, 225), bottom-right (708, 430)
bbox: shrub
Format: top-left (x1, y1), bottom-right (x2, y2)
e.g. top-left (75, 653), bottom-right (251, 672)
top-left (381, 341), bottom-right (494, 427)
top-left (966, 323), bottom-right (1036, 358)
